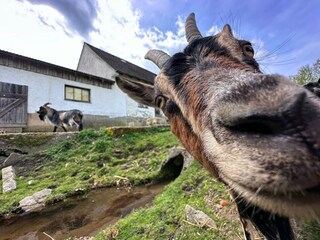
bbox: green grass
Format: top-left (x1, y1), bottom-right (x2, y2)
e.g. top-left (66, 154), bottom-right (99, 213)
top-left (95, 161), bottom-right (243, 240)
top-left (301, 221), bottom-right (320, 240)
top-left (1, 127), bottom-right (319, 240)
top-left (0, 127), bottom-right (179, 215)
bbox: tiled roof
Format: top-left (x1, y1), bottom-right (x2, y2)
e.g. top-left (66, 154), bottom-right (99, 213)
top-left (86, 43), bottom-right (156, 84)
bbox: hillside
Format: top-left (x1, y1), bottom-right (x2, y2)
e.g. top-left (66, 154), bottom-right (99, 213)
top-left (0, 127), bottom-right (319, 239)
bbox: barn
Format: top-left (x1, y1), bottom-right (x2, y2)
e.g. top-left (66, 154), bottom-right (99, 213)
top-left (0, 44), bottom-right (158, 132)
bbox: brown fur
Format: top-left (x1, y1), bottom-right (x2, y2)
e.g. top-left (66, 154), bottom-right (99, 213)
top-left (116, 13), bottom-right (320, 239)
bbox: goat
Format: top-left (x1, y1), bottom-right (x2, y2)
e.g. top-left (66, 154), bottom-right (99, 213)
top-left (116, 13), bottom-right (320, 239)
top-left (304, 79), bottom-right (320, 97)
top-left (37, 103), bottom-right (83, 132)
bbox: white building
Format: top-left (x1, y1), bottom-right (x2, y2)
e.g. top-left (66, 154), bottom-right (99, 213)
top-left (0, 44), bottom-right (157, 132)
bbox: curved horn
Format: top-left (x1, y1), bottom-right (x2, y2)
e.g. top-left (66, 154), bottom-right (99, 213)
top-left (185, 13), bottom-right (202, 43)
top-left (44, 102), bottom-right (51, 107)
top-left (145, 49), bottom-right (171, 69)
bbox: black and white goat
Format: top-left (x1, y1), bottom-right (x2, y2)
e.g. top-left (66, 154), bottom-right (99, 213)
top-left (304, 78), bottom-right (320, 97)
top-left (37, 103), bottom-right (83, 132)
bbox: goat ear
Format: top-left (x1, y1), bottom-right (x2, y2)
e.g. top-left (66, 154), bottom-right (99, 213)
top-left (221, 24), bottom-right (233, 37)
top-left (116, 77), bottom-right (156, 108)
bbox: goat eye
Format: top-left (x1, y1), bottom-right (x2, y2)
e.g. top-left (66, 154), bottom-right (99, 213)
top-left (155, 95), bottom-right (167, 109)
top-left (243, 45), bottom-right (254, 58)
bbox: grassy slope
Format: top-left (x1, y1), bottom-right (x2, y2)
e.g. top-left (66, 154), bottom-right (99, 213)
top-left (1, 127), bottom-right (319, 239)
top-left (0, 127), bottom-right (178, 215)
top-left (95, 161), bottom-right (243, 240)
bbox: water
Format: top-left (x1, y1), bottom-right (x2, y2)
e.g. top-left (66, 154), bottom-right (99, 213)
top-left (0, 182), bottom-right (168, 240)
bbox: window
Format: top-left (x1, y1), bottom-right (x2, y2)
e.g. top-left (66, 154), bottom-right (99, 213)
top-left (65, 85), bottom-right (90, 103)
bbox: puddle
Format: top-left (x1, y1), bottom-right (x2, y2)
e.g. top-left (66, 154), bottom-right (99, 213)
top-left (0, 182), bottom-right (168, 240)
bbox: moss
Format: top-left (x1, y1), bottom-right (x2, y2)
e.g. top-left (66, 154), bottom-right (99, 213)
top-left (301, 221), bottom-right (320, 240)
top-left (107, 127), bottom-right (148, 138)
top-left (3, 133), bottom-right (54, 147)
top-left (0, 127), bottom-right (179, 216)
top-left (3, 126), bottom-right (318, 239)
top-left (97, 161), bottom-right (242, 240)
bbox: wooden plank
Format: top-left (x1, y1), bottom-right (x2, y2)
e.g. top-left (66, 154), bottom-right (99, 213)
top-left (0, 82), bottom-right (28, 127)
top-left (0, 93), bottom-right (28, 98)
top-left (0, 97), bottom-right (26, 119)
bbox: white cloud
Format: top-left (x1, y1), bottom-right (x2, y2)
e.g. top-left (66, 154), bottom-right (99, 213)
top-left (89, 0), bottom-right (145, 65)
top-left (0, 0), bottom-right (316, 79)
top-left (206, 25), bottom-right (220, 36)
top-left (89, 0), bottom-right (187, 73)
top-left (0, 0), bottom-right (84, 69)
top-left (251, 38), bottom-right (269, 60)
top-left (250, 38), bottom-right (298, 75)
top-left (0, 0), bottom-right (189, 74)
top-left (6, 0), bottom-right (274, 76)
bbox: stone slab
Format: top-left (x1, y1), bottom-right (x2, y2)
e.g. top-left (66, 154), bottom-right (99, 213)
top-left (2, 166), bottom-right (16, 193)
top-left (19, 188), bottom-right (52, 213)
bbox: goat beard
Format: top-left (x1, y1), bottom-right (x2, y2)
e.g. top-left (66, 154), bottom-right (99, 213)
top-left (38, 112), bottom-right (46, 121)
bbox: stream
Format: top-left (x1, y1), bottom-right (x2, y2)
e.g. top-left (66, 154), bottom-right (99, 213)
top-left (0, 182), bottom-right (168, 240)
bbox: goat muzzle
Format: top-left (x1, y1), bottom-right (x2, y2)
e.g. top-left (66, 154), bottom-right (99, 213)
top-left (205, 73), bottom-right (320, 218)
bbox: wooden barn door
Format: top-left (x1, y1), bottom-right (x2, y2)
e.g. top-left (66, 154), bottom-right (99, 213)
top-left (0, 82), bottom-right (28, 128)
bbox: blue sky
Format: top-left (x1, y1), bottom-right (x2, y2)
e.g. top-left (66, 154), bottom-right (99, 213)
top-left (1, 0), bottom-right (319, 77)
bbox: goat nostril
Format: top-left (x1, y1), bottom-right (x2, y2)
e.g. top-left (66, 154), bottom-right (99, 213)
top-left (227, 115), bottom-right (283, 135)
top-left (222, 91), bottom-right (308, 135)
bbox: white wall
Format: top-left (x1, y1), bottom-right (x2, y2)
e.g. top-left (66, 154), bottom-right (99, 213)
top-left (125, 96), bottom-right (154, 118)
top-left (77, 44), bottom-right (155, 118)
top-left (0, 65), bottom-right (127, 117)
top-left (77, 44), bottom-right (117, 80)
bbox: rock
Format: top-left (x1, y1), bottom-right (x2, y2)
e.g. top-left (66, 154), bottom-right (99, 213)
top-left (185, 204), bottom-right (216, 228)
top-left (158, 147), bottom-right (193, 180)
top-left (28, 180), bottom-right (35, 185)
top-left (215, 203), bottom-right (223, 209)
top-left (19, 196), bottom-right (39, 211)
top-left (167, 147), bottom-right (193, 171)
top-left (16, 231), bottom-right (37, 240)
top-left (33, 188), bottom-right (52, 201)
top-left (158, 226), bottom-right (165, 234)
top-left (19, 188), bottom-right (52, 213)
top-left (2, 152), bottom-right (23, 168)
top-left (2, 165), bottom-right (17, 193)
top-left (146, 117), bottom-right (168, 126)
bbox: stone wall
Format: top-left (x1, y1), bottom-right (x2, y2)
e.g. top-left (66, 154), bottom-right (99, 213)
top-left (1, 113), bottom-right (167, 133)
top-left (20, 113), bottom-right (150, 132)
